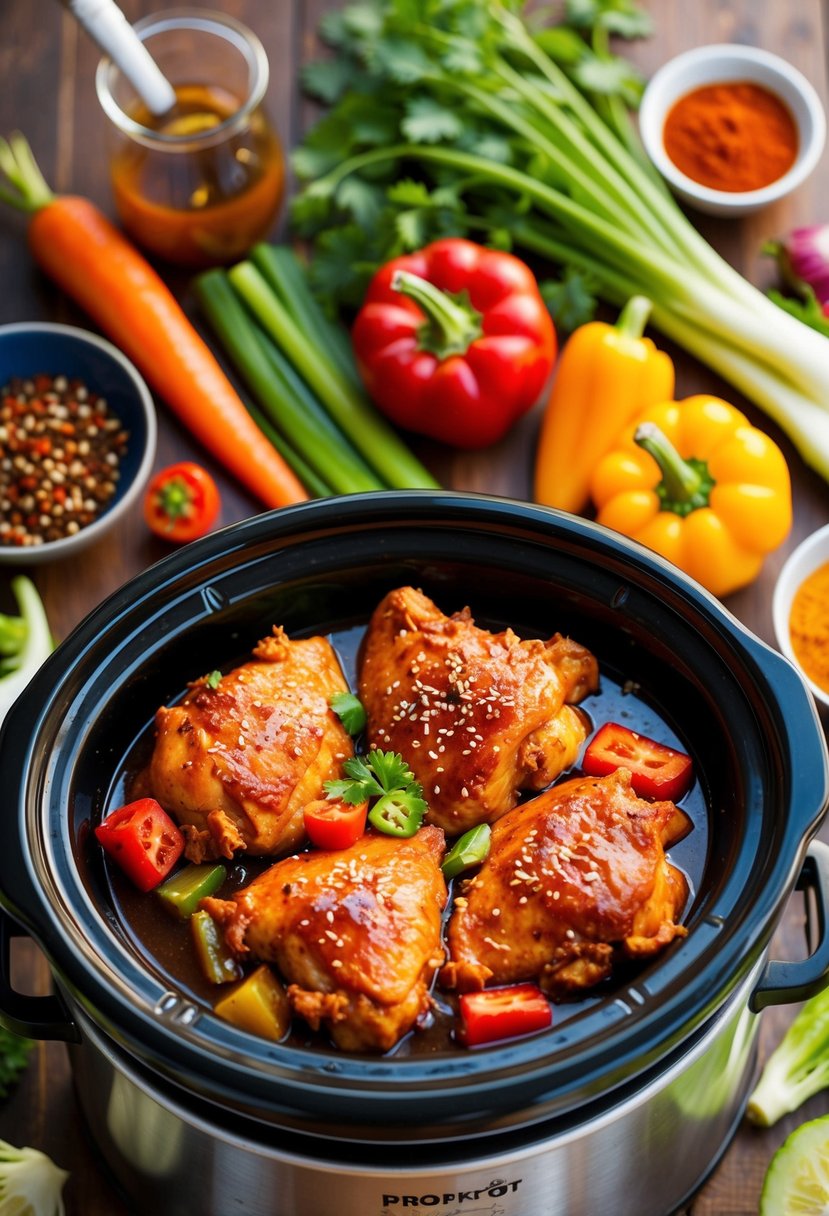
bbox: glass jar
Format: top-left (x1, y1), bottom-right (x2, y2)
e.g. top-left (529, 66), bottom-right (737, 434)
top-left (95, 8), bottom-right (284, 268)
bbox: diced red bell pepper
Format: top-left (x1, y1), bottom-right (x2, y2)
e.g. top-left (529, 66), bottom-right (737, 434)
top-left (582, 722), bottom-right (693, 802)
top-left (95, 797), bottom-right (185, 892)
top-left (303, 798), bottom-right (368, 851)
top-left (457, 983), bottom-right (552, 1047)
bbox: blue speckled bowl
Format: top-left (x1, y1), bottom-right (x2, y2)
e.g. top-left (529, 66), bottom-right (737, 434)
top-left (0, 322), bottom-right (157, 563)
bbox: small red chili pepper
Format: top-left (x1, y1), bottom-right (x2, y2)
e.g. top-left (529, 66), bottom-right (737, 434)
top-left (351, 238), bottom-right (556, 449)
top-left (582, 722), bottom-right (694, 802)
top-left (458, 983), bottom-right (552, 1047)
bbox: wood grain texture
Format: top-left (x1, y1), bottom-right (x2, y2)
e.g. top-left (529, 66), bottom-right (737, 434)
top-left (0, 2), bottom-right (827, 1213)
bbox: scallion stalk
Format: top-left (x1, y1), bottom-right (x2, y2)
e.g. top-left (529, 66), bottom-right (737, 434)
top-left (250, 243), bottom-right (362, 391)
top-left (227, 261), bottom-right (440, 490)
top-left (195, 270), bottom-right (381, 496)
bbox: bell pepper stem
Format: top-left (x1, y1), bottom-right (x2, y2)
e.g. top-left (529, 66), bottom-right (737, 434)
top-left (635, 421), bottom-right (714, 515)
top-left (615, 295), bottom-right (654, 340)
top-left (391, 269), bottom-right (483, 359)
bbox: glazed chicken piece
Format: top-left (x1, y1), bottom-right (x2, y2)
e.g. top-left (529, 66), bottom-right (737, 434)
top-left (440, 768), bottom-right (690, 998)
top-left (150, 628), bottom-right (354, 861)
top-left (358, 586), bottom-right (599, 835)
top-left (203, 826), bottom-right (447, 1052)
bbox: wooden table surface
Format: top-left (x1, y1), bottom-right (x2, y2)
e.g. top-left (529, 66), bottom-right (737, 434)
top-left (0, 1), bottom-right (828, 1213)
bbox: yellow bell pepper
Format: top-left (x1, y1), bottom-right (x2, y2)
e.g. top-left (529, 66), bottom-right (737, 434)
top-left (590, 395), bottom-right (792, 598)
top-left (213, 964), bottom-right (291, 1041)
top-left (534, 296), bottom-right (675, 514)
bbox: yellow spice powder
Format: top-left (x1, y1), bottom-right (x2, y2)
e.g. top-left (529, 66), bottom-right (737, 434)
top-left (789, 560), bottom-right (829, 694)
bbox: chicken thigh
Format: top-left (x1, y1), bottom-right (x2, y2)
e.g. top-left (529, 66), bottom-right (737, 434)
top-left (203, 826), bottom-right (447, 1052)
top-left (150, 628), bottom-right (353, 861)
top-left (358, 586), bottom-right (599, 835)
top-left (440, 768), bottom-right (690, 998)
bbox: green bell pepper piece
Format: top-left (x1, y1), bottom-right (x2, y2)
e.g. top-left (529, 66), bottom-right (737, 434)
top-left (157, 863), bottom-right (227, 920)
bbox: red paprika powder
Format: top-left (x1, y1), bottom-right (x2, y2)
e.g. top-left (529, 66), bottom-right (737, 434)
top-left (663, 80), bottom-right (798, 192)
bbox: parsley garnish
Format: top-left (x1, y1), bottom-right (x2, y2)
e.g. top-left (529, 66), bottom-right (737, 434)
top-left (324, 749), bottom-right (427, 837)
top-left (329, 691), bottom-right (367, 736)
top-left (205, 670), bottom-right (222, 689)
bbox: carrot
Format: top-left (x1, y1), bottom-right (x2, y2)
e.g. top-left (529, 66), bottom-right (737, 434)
top-left (0, 133), bottom-right (307, 511)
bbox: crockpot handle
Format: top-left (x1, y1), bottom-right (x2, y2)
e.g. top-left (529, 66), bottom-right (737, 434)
top-left (0, 910), bottom-right (79, 1042)
top-left (751, 840), bottom-right (829, 1012)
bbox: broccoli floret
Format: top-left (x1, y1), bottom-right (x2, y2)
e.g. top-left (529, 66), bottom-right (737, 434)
top-left (748, 985), bottom-right (829, 1127)
top-left (0, 1138), bottom-right (68, 1216)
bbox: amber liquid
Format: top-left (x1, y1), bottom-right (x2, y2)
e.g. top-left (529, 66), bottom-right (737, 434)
top-left (111, 84), bottom-right (284, 268)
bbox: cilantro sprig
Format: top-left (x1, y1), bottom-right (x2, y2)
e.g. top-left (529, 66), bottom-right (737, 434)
top-left (329, 691), bottom-right (367, 736)
top-left (325, 749), bottom-right (427, 838)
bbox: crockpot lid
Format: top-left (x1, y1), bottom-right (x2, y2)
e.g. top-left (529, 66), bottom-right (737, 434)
top-left (2, 491), bottom-right (826, 1140)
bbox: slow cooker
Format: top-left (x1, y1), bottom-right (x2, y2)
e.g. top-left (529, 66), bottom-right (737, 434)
top-left (0, 492), bottom-right (827, 1216)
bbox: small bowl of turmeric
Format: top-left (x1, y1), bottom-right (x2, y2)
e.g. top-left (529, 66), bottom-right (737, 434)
top-left (639, 44), bottom-right (826, 217)
top-left (773, 523), bottom-right (829, 712)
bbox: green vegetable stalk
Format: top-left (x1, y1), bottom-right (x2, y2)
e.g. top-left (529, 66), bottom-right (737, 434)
top-left (0, 577), bottom-right (53, 727)
top-left (748, 985), bottom-right (829, 1127)
top-left (292, 0), bottom-right (829, 484)
top-left (0, 1138), bottom-right (68, 1216)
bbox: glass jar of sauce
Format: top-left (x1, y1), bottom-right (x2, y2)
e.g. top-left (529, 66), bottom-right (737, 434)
top-left (95, 8), bottom-right (284, 269)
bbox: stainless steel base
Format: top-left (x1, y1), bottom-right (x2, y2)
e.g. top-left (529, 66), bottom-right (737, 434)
top-left (69, 975), bottom-right (760, 1216)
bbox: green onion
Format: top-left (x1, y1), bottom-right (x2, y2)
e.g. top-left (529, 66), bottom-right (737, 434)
top-left (195, 269), bottom-right (380, 496)
top-left (227, 260), bottom-right (440, 490)
top-left (251, 243), bottom-right (362, 391)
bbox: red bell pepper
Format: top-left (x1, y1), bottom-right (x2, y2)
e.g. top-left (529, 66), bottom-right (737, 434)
top-left (582, 722), bottom-right (694, 802)
top-left (95, 797), bottom-right (185, 891)
top-left (303, 798), bottom-right (368, 851)
top-left (351, 238), bottom-right (556, 449)
top-left (458, 983), bottom-right (552, 1047)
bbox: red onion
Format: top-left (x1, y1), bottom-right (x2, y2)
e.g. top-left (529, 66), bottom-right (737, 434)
top-left (767, 225), bottom-right (829, 316)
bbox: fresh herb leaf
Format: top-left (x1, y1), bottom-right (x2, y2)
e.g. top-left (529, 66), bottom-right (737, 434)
top-left (540, 267), bottom-right (599, 332)
top-left (205, 670), bottom-right (222, 689)
top-left (768, 287), bottom-right (829, 339)
top-left (0, 1027), bottom-right (32, 1099)
top-left (566, 0), bottom-right (653, 40)
top-left (403, 96), bottom-right (465, 144)
top-left (329, 691), bottom-right (367, 736)
top-left (301, 57), bottom-right (359, 105)
top-left (324, 749), bottom-right (427, 837)
top-left (572, 53), bottom-right (645, 105)
top-left (324, 758), bottom-right (381, 805)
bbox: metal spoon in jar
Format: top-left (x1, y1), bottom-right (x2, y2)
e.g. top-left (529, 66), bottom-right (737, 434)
top-left (59, 0), bottom-right (177, 118)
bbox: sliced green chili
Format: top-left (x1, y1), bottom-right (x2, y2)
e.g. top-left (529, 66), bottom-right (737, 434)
top-left (441, 824), bottom-right (492, 880)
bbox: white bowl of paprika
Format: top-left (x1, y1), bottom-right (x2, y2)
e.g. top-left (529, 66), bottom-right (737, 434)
top-left (639, 44), bottom-right (826, 217)
top-left (773, 522), bottom-right (829, 712)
